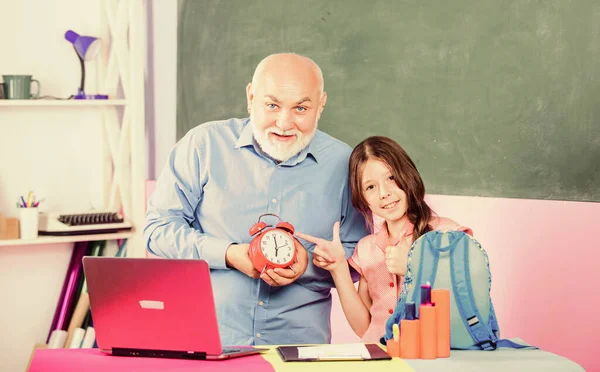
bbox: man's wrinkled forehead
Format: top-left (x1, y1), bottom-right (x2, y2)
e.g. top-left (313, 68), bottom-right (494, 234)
top-left (262, 94), bottom-right (313, 105)
top-left (252, 53), bottom-right (324, 94)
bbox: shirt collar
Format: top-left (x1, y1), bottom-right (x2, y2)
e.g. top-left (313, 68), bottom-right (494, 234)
top-left (234, 119), bottom-right (319, 165)
top-left (234, 118), bottom-right (255, 149)
top-left (284, 140), bottom-right (318, 166)
top-left (375, 220), bottom-right (414, 251)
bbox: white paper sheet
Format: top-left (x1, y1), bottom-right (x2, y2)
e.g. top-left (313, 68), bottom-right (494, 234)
top-left (297, 343), bottom-right (370, 360)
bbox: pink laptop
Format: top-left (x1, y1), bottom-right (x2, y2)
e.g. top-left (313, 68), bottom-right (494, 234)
top-left (83, 257), bottom-right (266, 360)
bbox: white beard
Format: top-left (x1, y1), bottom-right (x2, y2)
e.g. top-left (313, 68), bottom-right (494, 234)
top-left (252, 120), bottom-right (317, 162)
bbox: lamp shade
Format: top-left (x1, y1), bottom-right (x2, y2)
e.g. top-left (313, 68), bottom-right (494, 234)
top-left (64, 30), bottom-right (101, 61)
top-left (63, 29), bottom-right (107, 99)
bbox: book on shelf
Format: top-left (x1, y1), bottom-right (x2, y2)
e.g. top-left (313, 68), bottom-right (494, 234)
top-left (46, 241), bottom-right (88, 343)
top-left (47, 239), bottom-right (117, 348)
top-left (81, 327), bottom-right (96, 348)
top-left (64, 240), bottom-right (105, 347)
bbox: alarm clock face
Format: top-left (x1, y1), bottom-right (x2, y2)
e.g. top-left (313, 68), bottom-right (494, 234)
top-left (261, 229), bottom-right (294, 265)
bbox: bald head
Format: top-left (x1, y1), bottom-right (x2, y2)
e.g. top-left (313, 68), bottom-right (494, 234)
top-left (246, 53), bottom-right (328, 162)
top-left (251, 53), bottom-right (324, 94)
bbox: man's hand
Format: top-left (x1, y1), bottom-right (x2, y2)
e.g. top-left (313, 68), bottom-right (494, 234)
top-left (261, 238), bottom-right (308, 286)
top-left (225, 243), bottom-right (260, 279)
top-left (296, 222), bottom-right (347, 274)
top-left (385, 238), bottom-right (411, 276)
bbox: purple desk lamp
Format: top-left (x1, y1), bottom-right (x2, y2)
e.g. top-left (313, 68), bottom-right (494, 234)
top-left (64, 30), bottom-right (108, 99)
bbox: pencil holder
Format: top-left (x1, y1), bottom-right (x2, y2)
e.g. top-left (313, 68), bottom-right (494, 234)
top-left (400, 318), bottom-right (420, 359)
top-left (432, 289), bottom-right (451, 358)
top-left (386, 338), bottom-right (400, 358)
top-left (419, 304), bottom-right (438, 359)
top-left (19, 207), bottom-right (39, 239)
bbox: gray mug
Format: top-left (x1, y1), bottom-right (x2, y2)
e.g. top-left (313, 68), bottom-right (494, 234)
top-left (0, 83), bottom-right (4, 99)
top-left (2, 75), bottom-right (40, 99)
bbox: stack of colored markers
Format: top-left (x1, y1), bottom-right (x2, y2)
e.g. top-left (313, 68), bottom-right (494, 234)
top-left (386, 283), bottom-right (451, 359)
top-left (17, 191), bottom-right (40, 208)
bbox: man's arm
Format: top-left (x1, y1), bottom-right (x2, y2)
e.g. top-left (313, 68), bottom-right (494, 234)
top-left (143, 132), bottom-right (231, 269)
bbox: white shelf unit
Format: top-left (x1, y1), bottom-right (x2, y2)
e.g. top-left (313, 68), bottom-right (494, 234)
top-left (0, 232), bottom-right (134, 247)
top-left (0, 0), bottom-right (146, 257)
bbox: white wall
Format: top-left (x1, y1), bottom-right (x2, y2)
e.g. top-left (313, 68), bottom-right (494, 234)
top-left (0, 0), bottom-right (109, 216)
top-left (146, 0), bottom-right (177, 178)
top-left (0, 1), bottom-right (176, 371)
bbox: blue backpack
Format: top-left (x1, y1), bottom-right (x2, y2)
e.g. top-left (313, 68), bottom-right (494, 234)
top-left (383, 230), bottom-right (532, 350)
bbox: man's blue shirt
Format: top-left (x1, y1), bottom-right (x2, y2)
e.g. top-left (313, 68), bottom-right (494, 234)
top-left (144, 118), bottom-right (366, 345)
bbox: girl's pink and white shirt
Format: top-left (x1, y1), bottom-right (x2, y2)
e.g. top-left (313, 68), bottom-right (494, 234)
top-left (348, 216), bottom-right (472, 343)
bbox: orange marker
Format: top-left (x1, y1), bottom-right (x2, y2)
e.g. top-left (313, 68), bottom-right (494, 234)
top-left (419, 283), bottom-right (437, 359)
top-left (400, 302), bottom-right (420, 359)
top-left (386, 338), bottom-right (400, 358)
top-left (432, 289), bottom-right (451, 358)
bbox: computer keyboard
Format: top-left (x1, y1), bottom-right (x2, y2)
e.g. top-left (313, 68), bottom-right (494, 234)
top-left (38, 211), bottom-right (132, 236)
top-left (58, 212), bottom-right (124, 226)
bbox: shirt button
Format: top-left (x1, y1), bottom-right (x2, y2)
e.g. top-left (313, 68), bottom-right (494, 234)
top-left (272, 199), bottom-right (277, 204)
top-left (258, 301), bottom-right (264, 306)
top-left (256, 333), bottom-right (261, 338)
top-left (389, 309), bottom-right (394, 314)
top-left (389, 282), bottom-right (394, 287)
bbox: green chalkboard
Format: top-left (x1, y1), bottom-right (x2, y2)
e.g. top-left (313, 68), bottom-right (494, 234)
top-left (177, 0), bottom-right (600, 202)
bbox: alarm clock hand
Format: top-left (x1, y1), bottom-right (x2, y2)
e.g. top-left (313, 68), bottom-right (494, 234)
top-left (273, 236), bottom-right (279, 257)
top-left (262, 238), bottom-right (308, 287)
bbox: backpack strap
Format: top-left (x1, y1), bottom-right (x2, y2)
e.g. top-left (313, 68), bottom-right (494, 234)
top-left (450, 235), bottom-right (498, 350)
top-left (410, 232), bottom-right (440, 310)
top-left (495, 339), bottom-right (536, 349)
top-left (488, 300), bottom-right (501, 338)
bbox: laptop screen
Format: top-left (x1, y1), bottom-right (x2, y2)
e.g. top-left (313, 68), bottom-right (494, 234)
top-left (83, 257), bottom-right (223, 356)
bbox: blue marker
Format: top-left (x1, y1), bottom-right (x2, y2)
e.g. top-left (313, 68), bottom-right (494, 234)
top-left (405, 302), bottom-right (417, 320)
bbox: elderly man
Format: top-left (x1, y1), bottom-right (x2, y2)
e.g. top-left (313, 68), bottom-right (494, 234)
top-left (144, 53), bottom-right (366, 346)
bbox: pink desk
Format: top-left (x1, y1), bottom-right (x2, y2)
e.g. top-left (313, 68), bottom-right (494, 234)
top-left (30, 347), bottom-right (584, 372)
top-left (29, 348), bottom-right (275, 372)
top-left (29, 347), bottom-right (412, 372)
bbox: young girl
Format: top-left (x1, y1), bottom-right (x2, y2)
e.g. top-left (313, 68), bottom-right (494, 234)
top-left (297, 136), bottom-right (472, 343)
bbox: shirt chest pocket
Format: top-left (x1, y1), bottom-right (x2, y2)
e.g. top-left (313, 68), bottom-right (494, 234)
top-left (198, 181), bottom-right (268, 244)
top-left (285, 191), bottom-right (340, 242)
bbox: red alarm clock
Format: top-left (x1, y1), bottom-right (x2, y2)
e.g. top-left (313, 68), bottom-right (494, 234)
top-left (248, 213), bottom-right (297, 273)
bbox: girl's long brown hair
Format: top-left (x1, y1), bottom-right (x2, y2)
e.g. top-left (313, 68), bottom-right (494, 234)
top-left (349, 136), bottom-right (433, 240)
